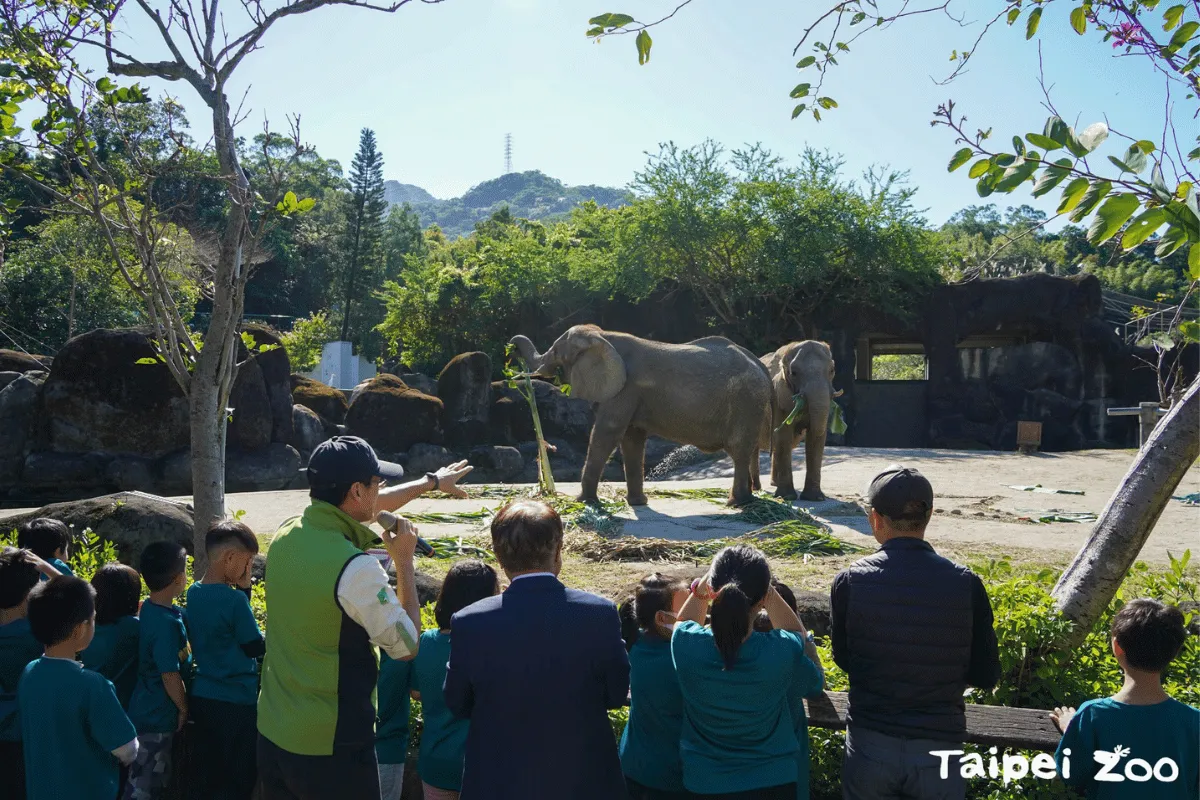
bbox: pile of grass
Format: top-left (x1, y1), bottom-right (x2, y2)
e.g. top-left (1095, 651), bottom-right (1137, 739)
top-left (424, 537), bottom-right (494, 560)
top-left (405, 508), bottom-right (493, 525)
top-left (748, 521), bottom-right (866, 557)
top-left (645, 487), bottom-right (729, 501)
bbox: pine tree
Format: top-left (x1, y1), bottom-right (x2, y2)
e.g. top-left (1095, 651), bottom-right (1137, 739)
top-left (340, 128), bottom-right (388, 342)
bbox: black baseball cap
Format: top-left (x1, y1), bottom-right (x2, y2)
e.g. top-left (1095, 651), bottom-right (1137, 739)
top-left (865, 464), bottom-right (934, 520)
top-left (306, 436), bottom-right (404, 488)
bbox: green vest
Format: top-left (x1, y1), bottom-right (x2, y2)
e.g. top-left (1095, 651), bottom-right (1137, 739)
top-left (257, 501), bottom-right (383, 755)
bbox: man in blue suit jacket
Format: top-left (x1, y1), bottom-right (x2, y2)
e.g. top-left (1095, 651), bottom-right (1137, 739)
top-left (444, 498), bottom-right (630, 800)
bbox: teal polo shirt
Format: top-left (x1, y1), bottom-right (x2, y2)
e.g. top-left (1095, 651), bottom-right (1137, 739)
top-left (671, 621), bottom-right (823, 794)
top-left (19, 657), bottom-right (136, 800)
top-left (37, 559), bottom-right (73, 582)
top-left (128, 600), bottom-right (191, 734)
top-left (375, 651), bottom-right (413, 765)
top-left (0, 619), bottom-right (42, 741)
top-left (186, 583), bottom-right (262, 705)
top-left (620, 635), bottom-right (686, 792)
top-left (80, 615), bottom-right (140, 709)
top-left (412, 630), bottom-right (469, 790)
top-left (1055, 697), bottom-right (1200, 799)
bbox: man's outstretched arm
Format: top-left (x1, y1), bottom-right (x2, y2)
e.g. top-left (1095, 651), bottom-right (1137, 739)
top-left (378, 461), bottom-right (474, 509)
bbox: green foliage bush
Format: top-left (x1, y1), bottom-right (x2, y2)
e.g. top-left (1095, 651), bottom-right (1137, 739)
top-left (280, 310), bottom-right (338, 372)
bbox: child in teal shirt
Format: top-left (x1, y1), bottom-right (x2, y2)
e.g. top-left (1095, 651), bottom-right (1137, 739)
top-left (618, 573), bottom-right (691, 800)
top-left (20, 576), bottom-right (138, 800)
top-left (376, 651), bottom-right (413, 800)
top-left (412, 560), bottom-right (499, 800)
top-left (672, 546), bottom-right (824, 800)
top-left (185, 520), bottom-right (264, 800)
top-left (80, 563), bottom-right (143, 709)
top-left (0, 548), bottom-right (60, 800)
top-left (125, 542), bottom-right (191, 800)
top-left (1052, 598), bottom-right (1199, 799)
top-left (16, 518), bottom-right (74, 580)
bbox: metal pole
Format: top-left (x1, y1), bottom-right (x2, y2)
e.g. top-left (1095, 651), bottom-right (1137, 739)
top-left (1138, 401), bottom-right (1161, 447)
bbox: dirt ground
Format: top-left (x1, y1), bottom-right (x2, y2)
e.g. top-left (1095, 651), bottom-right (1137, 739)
top-left (4, 446), bottom-right (1195, 597)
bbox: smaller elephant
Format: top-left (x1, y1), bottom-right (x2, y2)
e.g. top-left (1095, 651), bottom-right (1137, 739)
top-left (761, 340), bottom-right (842, 501)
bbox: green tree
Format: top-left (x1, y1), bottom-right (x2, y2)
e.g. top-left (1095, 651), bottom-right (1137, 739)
top-left (280, 310), bottom-right (339, 372)
top-left (339, 128), bottom-right (389, 347)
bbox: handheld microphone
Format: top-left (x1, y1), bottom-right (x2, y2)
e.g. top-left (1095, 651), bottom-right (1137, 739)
top-left (376, 510), bottom-right (434, 557)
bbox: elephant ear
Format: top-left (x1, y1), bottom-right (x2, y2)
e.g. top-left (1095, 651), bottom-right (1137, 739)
top-left (561, 328), bottom-right (626, 403)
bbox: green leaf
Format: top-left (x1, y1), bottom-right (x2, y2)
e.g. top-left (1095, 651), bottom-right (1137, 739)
top-left (1070, 180), bottom-right (1113, 222)
top-left (1121, 208), bottom-right (1167, 249)
top-left (790, 83), bottom-right (811, 99)
top-left (967, 158), bottom-right (991, 179)
top-left (1156, 224), bottom-right (1189, 257)
top-left (1044, 116), bottom-right (1070, 147)
top-left (636, 29), bottom-right (652, 64)
top-left (1088, 193), bottom-right (1142, 244)
top-left (817, 97), bottom-right (838, 109)
top-left (993, 157), bottom-right (1040, 192)
top-left (948, 148), bottom-right (974, 172)
top-left (1058, 177), bottom-right (1091, 213)
top-left (1031, 159), bottom-right (1073, 197)
top-left (284, 190), bottom-right (298, 208)
top-left (1122, 144), bottom-right (1148, 173)
top-left (1026, 133), bottom-right (1062, 151)
top-left (1077, 122), bottom-right (1109, 154)
top-left (1012, 136), bottom-right (1025, 156)
top-left (796, 56), bottom-right (817, 68)
top-left (851, 11), bottom-right (866, 25)
top-left (1167, 21), bottom-right (1198, 53)
top-left (1025, 7), bottom-right (1042, 39)
top-left (1190, 244), bottom-right (1200, 281)
top-left (1177, 181), bottom-right (1194, 200)
top-left (606, 13), bottom-right (634, 28)
top-left (1163, 4), bottom-right (1185, 30)
top-left (1070, 6), bottom-right (1088, 34)
top-left (587, 13), bottom-right (613, 26)
top-left (1179, 320), bottom-right (1200, 343)
top-left (1135, 140), bottom-right (1157, 154)
top-left (296, 197), bottom-right (316, 212)
top-left (134, 357), bottom-right (160, 365)
top-left (1007, 7), bottom-right (1021, 25)
top-left (813, 108), bottom-right (822, 122)
top-left (792, 104), bottom-right (807, 119)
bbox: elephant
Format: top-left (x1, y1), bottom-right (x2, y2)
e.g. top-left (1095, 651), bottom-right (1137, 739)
top-left (761, 340), bottom-right (841, 501)
top-left (510, 325), bottom-right (772, 506)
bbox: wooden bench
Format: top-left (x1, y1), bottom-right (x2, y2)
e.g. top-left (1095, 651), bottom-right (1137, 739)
top-left (802, 691), bottom-right (1063, 751)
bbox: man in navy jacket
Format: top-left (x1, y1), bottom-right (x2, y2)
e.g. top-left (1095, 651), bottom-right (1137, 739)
top-left (444, 499), bottom-right (630, 800)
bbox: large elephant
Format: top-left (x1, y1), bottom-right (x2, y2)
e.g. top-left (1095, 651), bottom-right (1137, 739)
top-left (761, 340), bottom-right (840, 501)
top-left (510, 325), bottom-right (771, 506)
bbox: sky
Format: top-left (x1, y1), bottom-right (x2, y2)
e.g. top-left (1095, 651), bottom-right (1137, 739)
top-left (108, 0), bottom-right (1180, 227)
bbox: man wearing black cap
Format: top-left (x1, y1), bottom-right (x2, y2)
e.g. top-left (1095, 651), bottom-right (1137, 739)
top-left (256, 436), bottom-right (470, 799)
top-left (831, 464), bottom-right (1000, 800)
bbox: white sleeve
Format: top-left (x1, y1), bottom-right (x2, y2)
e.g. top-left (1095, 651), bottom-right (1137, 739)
top-left (335, 555), bottom-right (420, 659)
top-left (112, 737), bottom-right (139, 766)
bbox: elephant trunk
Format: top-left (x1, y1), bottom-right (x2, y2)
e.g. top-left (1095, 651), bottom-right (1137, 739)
top-left (801, 387), bottom-right (830, 499)
top-left (509, 335), bottom-right (548, 375)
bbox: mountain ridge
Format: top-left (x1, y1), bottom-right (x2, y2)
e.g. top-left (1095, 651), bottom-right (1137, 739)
top-left (385, 170), bottom-right (630, 238)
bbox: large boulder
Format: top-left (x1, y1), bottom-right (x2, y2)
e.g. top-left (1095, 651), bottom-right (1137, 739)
top-left (489, 381), bottom-right (534, 444)
top-left (41, 329), bottom-right (189, 458)
top-left (226, 443), bottom-right (301, 492)
top-left (533, 379), bottom-right (595, 445)
top-left (21, 452), bottom-right (109, 489)
top-left (1, 492), bottom-right (194, 563)
top-left (0, 350), bottom-right (48, 374)
top-left (0, 372), bottom-right (21, 392)
top-left (290, 404), bottom-right (328, 456)
top-left (400, 373), bottom-right (438, 397)
top-left (227, 356), bottom-right (273, 453)
top-left (438, 352), bottom-right (493, 447)
top-left (291, 374), bottom-right (348, 427)
top-left (404, 443), bottom-right (457, 475)
top-left (0, 372), bottom-right (46, 482)
top-left (242, 326), bottom-right (294, 445)
top-left (345, 374), bottom-right (444, 453)
top-left (467, 445), bottom-right (525, 482)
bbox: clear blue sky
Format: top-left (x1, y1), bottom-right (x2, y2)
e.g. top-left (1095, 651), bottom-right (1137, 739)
top-left (114, 0), bottom-right (1175, 227)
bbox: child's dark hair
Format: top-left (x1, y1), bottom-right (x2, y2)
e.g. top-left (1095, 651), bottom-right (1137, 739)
top-left (1112, 598), bottom-right (1187, 672)
top-left (754, 579), bottom-right (797, 633)
top-left (709, 545), bottom-right (771, 670)
top-left (0, 547), bottom-right (41, 610)
top-left (205, 519), bottom-right (260, 556)
top-left (140, 541), bottom-right (188, 592)
top-left (16, 518), bottom-right (70, 561)
top-left (619, 573), bottom-right (688, 651)
top-left (27, 576), bottom-right (95, 647)
top-left (92, 563), bottom-right (142, 625)
top-left (434, 560), bottom-right (498, 630)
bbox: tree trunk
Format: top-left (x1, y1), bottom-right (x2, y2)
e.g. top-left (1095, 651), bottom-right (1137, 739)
top-left (1050, 374), bottom-right (1200, 646)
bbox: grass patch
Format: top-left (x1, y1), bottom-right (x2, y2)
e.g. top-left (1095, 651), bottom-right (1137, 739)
top-left (750, 521), bottom-right (866, 557)
top-left (720, 494), bottom-right (824, 526)
top-left (645, 487), bottom-right (729, 501)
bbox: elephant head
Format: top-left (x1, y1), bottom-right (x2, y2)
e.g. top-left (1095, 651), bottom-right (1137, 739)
top-left (774, 340), bottom-right (840, 500)
top-left (509, 325), bottom-right (627, 403)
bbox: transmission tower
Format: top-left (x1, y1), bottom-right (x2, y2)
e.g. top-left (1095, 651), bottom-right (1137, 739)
top-left (504, 133), bottom-right (513, 174)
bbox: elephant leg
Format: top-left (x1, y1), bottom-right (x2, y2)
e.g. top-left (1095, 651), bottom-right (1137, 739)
top-left (771, 427), bottom-right (798, 501)
top-left (800, 426), bottom-right (828, 501)
top-left (726, 441), bottom-right (757, 507)
top-left (580, 413), bottom-right (626, 505)
top-left (621, 428), bottom-right (648, 506)
top-left (751, 451), bottom-right (762, 492)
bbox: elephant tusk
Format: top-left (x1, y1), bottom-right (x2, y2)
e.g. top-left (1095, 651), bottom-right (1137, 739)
top-left (832, 388), bottom-right (844, 398)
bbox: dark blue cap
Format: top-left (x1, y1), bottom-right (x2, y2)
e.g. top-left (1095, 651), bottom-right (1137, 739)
top-left (866, 463), bottom-right (933, 520)
top-left (306, 436), bottom-right (404, 488)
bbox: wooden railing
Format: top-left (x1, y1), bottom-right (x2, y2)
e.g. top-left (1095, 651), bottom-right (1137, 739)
top-left (802, 691), bottom-right (1062, 751)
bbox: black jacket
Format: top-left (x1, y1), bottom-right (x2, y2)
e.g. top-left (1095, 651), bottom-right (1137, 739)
top-left (831, 537), bottom-right (1000, 741)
